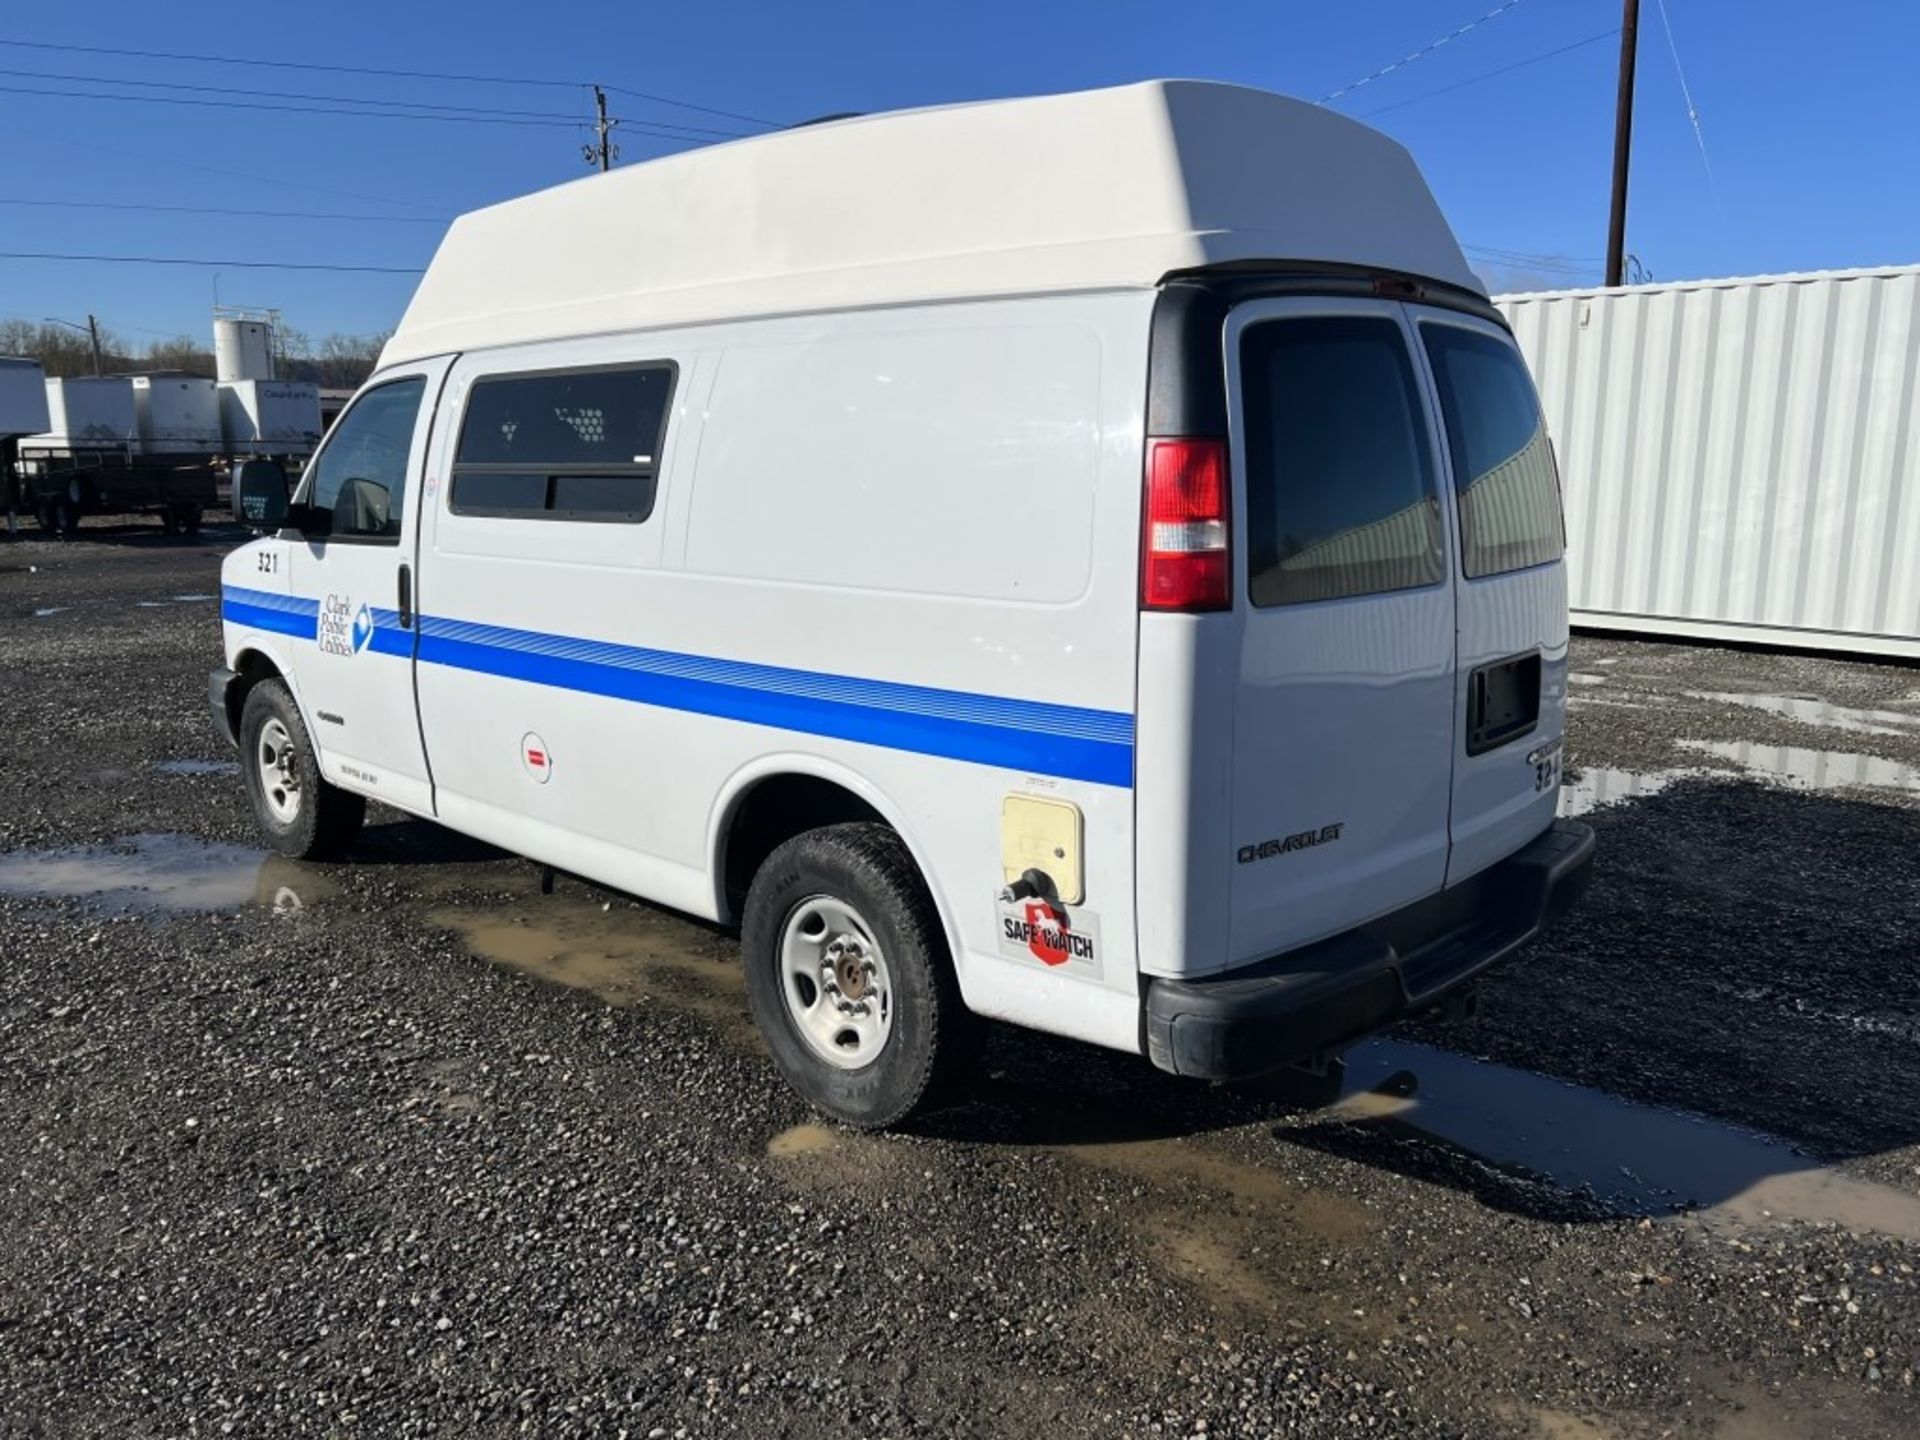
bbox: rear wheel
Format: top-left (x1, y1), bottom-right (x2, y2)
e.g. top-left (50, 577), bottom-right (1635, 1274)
top-left (742, 823), bottom-right (976, 1129)
top-left (239, 679), bottom-right (366, 860)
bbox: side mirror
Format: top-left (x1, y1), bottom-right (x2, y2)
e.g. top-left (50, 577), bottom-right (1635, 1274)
top-left (233, 459), bottom-right (290, 529)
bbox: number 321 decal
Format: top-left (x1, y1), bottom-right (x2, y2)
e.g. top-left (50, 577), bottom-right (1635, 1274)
top-left (1528, 737), bottom-right (1563, 792)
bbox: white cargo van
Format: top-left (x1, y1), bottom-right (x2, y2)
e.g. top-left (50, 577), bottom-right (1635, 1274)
top-left (212, 82), bottom-right (1593, 1126)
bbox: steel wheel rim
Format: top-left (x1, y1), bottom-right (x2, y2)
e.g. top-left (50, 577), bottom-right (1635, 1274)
top-left (778, 895), bottom-right (894, 1070)
top-left (256, 717), bottom-right (303, 824)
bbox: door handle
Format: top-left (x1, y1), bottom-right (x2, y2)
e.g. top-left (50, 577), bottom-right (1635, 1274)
top-left (397, 563), bottom-right (413, 630)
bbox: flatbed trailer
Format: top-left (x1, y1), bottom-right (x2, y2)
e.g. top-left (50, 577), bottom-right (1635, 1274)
top-left (17, 442), bottom-right (221, 536)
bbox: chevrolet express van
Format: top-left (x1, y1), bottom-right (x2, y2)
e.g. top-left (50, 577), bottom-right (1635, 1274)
top-left (212, 81), bottom-right (1593, 1126)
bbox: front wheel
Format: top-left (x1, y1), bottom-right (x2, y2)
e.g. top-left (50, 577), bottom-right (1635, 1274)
top-left (238, 679), bottom-right (366, 860)
top-left (742, 823), bottom-right (977, 1129)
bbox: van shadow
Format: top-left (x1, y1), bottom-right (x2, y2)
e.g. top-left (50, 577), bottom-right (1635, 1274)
top-left (923, 777), bottom-right (1920, 1228)
top-left (350, 817), bottom-right (510, 868)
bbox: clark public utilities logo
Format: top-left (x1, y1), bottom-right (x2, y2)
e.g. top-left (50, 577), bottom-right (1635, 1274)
top-left (316, 594), bottom-right (375, 657)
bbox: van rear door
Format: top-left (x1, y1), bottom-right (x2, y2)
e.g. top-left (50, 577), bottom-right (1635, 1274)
top-left (1411, 311), bottom-right (1569, 881)
top-left (1220, 298), bottom-right (1459, 965)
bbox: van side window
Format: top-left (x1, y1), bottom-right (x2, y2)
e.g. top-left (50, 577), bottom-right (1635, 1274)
top-left (1420, 324), bottom-right (1565, 578)
top-left (451, 365), bottom-right (674, 523)
top-left (1240, 316), bottom-right (1445, 606)
top-left (300, 377), bottom-right (427, 543)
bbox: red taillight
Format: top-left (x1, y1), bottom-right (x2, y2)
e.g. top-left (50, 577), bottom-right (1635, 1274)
top-left (1141, 437), bottom-right (1230, 612)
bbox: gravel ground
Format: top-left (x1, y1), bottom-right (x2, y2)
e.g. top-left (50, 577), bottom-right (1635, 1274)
top-left (1, 521), bottom-right (1916, 1438)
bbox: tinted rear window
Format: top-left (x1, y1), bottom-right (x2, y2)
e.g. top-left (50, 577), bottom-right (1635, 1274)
top-left (451, 365), bottom-right (673, 523)
top-left (1420, 324), bottom-right (1564, 578)
top-left (1240, 316), bottom-right (1445, 607)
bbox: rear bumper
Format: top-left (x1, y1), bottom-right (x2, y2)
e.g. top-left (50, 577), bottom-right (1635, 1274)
top-left (1144, 818), bottom-right (1595, 1081)
top-left (209, 667), bottom-right (240, 749)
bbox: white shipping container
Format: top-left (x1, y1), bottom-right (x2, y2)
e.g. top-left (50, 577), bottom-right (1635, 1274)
top-left (0, 357), bottom-right (50, 438)
top-left (39, 376), bottom-right (138, 450)
top-left (132, 374), bottom-right (222, 455)
top-left (1498, 265), bottom-right (1920, 659)
top-left (219, 379), bottom-right (323, 453)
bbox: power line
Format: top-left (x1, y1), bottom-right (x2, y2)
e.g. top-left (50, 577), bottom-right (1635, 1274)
top-left (0, 197), bottom-right (450, 224)
top-left (1463, 242), bottom-right (1605, 267)
top-left (0, 250), bottom-right (424, 274)
top-left (0, 65), bottom-right (755, 136)
top-left (1358, 29), bottom-right (1621, 118)
top-left (12, 118), bottom-right (450, 214)
top-left (601, 83), bottom-right (781, 129)
top-left (1320, 0), bottom-right (1534, 105)
top-left (0, 80), bottom-right (750, 141)
top-left (0, 35), bottom-right (783, 127)
top-left (1653, 0), bottom-right (1718, 202)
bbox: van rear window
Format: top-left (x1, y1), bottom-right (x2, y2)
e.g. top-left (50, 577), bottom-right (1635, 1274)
top-left (451, 365), bottom-right (674, 523)
top-left (1420, 324), bottom-right (1564, 578)
top-left (1240, 316), bottom-right (1445, 607)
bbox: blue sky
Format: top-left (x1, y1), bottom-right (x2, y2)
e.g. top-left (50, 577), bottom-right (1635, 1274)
top-left (2, 1), bottom-right (1911, 346)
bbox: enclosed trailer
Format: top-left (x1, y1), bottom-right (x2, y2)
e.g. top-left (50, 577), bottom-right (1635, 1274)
top-left (220, 379), bottom-right (323, 454)
top-left (1498, 266), bottom-right (1920, 659)
top-left (40, 376), bottom-right (138, 448)
top-left (0, 357), bottom-right (50, 439)
top-left (21, 375), bottom-right (217, 535)
top-left (133, 374), bottom-right (222, 456)
top-left (0, 357), bottom-right (51, 534)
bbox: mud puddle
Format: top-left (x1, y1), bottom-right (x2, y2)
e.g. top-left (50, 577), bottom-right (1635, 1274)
top-left (1560, 765), bottom-right (1710, 816)
top-left (767, 1122), bottom-right (838, 1158)
top-left (1686, 690), bottom-right (1920, 738)
top-left (1677, 739), bottom-right (1920, 795)
top-left (0, 832), bottom-right (332, 914)
top-left (152, 759), bottom-right (240, 778)
top-left (429, 887), bottom-right (753, 1045)
top-left (1284, 1039), bottom-right (1920, 1240)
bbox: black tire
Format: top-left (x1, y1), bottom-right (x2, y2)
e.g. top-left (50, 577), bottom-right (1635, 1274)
top-left (742, 823), bottom-right (978, 1129)
top-left (238, 678), bottom-right (366, 860)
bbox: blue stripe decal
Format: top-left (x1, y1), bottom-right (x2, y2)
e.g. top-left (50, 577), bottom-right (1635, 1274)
top-left (364, 607), bottom-right (412, 658)
top-left (221, 586), bottom-right (1135, 786)
top-left (222, 584), bottom-right (318, 640)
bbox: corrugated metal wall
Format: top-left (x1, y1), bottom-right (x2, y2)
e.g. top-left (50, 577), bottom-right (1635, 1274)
top-left (1498, 266), bottom-right (1920, 658)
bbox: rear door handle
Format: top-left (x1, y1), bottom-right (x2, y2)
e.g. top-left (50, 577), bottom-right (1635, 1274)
top-left (397, 563), bottom-right (413, 629)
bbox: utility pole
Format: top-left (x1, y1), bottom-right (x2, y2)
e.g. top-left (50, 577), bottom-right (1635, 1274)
top-left (583, 85), bottom-right (619, 173)
top-left (1605, 0), bottom-right (1641, 288)
top-left (45, 314), bottom-right (104, 375)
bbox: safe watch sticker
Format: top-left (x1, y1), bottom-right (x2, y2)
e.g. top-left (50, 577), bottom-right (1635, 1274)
top-left (996, 898), bottom-right (1101, 977)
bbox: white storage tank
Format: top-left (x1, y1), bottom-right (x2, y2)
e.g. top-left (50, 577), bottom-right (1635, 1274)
top-left (219, 379), bottom-right (323, 454)
top-left (0, 357), bottom-right (51, 438)
top-left (1498, 265), bottom-right (1920, 660)
top-left (132, 374), bottom-right (222, 455)
top-left (39, 376), bottom-right (138, 450)
top-left (213, 316), bottom-right (276, 383)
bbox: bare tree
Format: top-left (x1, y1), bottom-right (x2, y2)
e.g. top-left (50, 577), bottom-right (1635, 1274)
top-left (142, 335), bottom-right (217, 376)
top-left (0, 319), bottom-right (135, 376)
